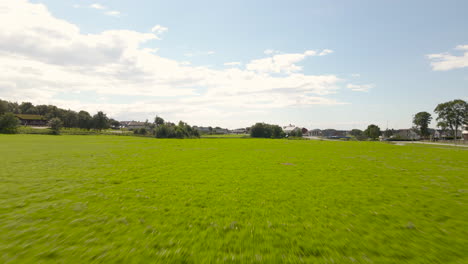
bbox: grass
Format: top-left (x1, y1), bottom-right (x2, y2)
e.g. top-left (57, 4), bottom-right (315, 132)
top-left (0, 135), bottom-right (467, 263)
top-left (200, 134), bottom-right (249, 138)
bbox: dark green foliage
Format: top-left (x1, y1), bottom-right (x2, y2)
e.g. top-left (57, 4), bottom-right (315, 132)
top-left (434, 99), bottom-right (467, 140)
top-left (62, 110), bottom-right (79, 128)
top-left (110, 119), bottom-right (121, 129)
top-left (154, 120), bottom-right (199, 138)
top-left (134, 128), bottom-right (148, 135)
top-left (289, 129), bottom-right (302, 137)
top-left (91, 111), bottom-right (110, 131)
top-left (48, 117), bottom-right (63, 135)
top-left (77, 111), bottom-right (92, 129)
top-left (0, 99), bottom-right (8, 114)
top-left (364, 124), bottom-right (381, 140)
top-left (154, 116), bottom-right (164, 126)
top-left (413, 112), bottom-right (432, 138)
top-left (250, 123), bottom-right (285, 138)
top-left (0, 112), bottom-right (20, 133)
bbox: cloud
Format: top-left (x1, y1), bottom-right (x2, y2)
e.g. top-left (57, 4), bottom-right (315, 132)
top-left (105, 10), bottom-right (121, 17)
top-left (346, 84), bottom-right (374, 92)
top-left (319, 49), bottom-right (333, 56)
top-left (246, 49), bottom-right (330, 74)
top-left (151, 25), bottom-right (168, 35)
top-left (0, 0), bottom-right (344, 127)
top-left (224, 62), bottom-right (242, 66)
top-left (90, 3), bottom-right (106, 10)
top-left (264, 49), bottom-right (280, 55)
top-left (427, 44), bottom-right (468, 71)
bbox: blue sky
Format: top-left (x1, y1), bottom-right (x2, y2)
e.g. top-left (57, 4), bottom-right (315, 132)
top-left (1, 0), bottom-right (467, 129)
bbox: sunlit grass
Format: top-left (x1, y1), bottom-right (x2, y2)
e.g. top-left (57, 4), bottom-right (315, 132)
top-left (0, 135), bottom-right (467, 263)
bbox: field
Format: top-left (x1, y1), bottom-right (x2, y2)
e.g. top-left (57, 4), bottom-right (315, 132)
top-left (0, 135), bottom-right (467, 263)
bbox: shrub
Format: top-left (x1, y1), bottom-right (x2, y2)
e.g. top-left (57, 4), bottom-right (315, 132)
top-left (0, 112), bottom-right (20, 133)
top-left (48, 117), bottom-right (63, 135)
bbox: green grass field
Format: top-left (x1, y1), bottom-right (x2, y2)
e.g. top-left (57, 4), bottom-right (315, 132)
top-left (1, 135), bottom-right (467, 263)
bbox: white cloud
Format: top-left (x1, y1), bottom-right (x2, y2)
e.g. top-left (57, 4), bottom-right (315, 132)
top-left (246, 49), bottom-right (330, 74)
top-left (264, 49), bottom-right (280, 55)
top-left (0, 0), bottom-right (344, 127)
top-left (427, 44), bottom-right (468, 71)
top-left (319, 49), bottom-right (333, 56)
top-left (224, 62), bottom-right (242, 66)
top-left (151, 25), bottom-right (168, 35)
top-left (350, 73), bottom-right (360, 78)
top-left (105, 10), bottom-right (121, 17)
top-left (90, 3), bottom-right (106, 10)
top-left (346, 84), bottom-right (374, 92)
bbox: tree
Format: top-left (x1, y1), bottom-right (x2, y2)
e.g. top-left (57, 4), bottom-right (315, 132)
top-left (48, 118), bottom-right (63, 135)
top-left (413, 112), bottom-right (432, 138)
top-left (78, 111), bottom-right (92, 129)
top-left (19, 102), bottom-right (37, 114)
top-left (109, 119), bottom-right (121, 129)
top-left (92, 111), bottom-right (110, 131)
top-left (154, 116), bottom-right (164, 126)
top-left (349, 129), bottom-right (363, 137)
top-left (364, 124), bottom-right (381, 140)
top-left (62, 110), bottom-right (78, 128)
top-left (250, 123), bottom-right (285, 138)
top-left (0, 99), bottom-right (8, 114)
top-left (434, 99), bottom-right (467, 141)
top-left (0, 113), bottom-right (19, 133)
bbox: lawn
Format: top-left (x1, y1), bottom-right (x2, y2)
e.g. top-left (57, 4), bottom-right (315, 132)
top-left (0, 135), bottom-right (467, 263)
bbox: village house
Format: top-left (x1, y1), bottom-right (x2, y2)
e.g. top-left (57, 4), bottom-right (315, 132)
top-left (283, 124), bottom-right (301, 135)
top-left (120, 121), bottom-right (147, 130)
top-left (308, 129), bottom-right (322, 137)
top-left (393, 129), bottom-right (420, 140)
top-left (15, 114), bottom-right (47, 126)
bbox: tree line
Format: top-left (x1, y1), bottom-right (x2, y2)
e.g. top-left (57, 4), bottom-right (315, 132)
top-left (0, 99), bottom-right (117, 133)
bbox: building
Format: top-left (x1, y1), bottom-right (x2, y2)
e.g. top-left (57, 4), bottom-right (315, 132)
top-left (15, 114), bottom-right (47, 126)
top-left (463, 126), bottom-right (468, 141)
top-left (120, 121), bottom-right (147, 130)
top-left (393, 129), bottom-right (420, 140)
top-left (308, 129), bottom-right (322, 136)
top-left (232, 128), bottom-right (247, 134)
top-left (283, 124), bottom-right (301, 134)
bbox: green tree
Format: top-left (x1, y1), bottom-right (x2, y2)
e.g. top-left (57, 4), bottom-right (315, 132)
top-left (364, 124), bottom-right (381, 140)
top-left (250, 123), bottom-right (285, 138)
top-left (0, 99), bottom-right (8, 114)
top-left (78, 111), bottom-right (92, 129)
top-left (19, 102), bottom-right (37, 114)
top-left (434, 99), bottom-right (467, 140)
top-left (349, 129), bottom-right (363, 137)
top-left (0, 112), bottom-right (19, 133)
top-left (154, 116), bottom-right (164, 126)
top-left (109, 119), bottom-right (121, 129)
top-left (413, 111), bottom-right (432, 138)
top-left (48, 118), bottom-right (63, 135)
top-left (92, 111), bottom-right (110, 131)
top-left (62, 110), bottom-right (78, 128)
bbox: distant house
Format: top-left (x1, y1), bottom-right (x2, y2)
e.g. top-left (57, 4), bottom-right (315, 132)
top-left (214, 128), bottom-right (229, 134)
top-left (308, 129), bottom-right (322, 136)
top-left (321, 129), bottom-right (348, 138)
top-left (232, 128), bottom-right (247, 134)
top-left (194, 126), bottom-right (211, 133)
top-left (120, 121), bottom-right (147, 130)
top-left (283, 124), bottom-right (301, 134)
top-left (393, 129), bottom-right (420, 140)
top-left (463, 126), bottom-right (468, 141)
top-left (15, 114), bottom-right (47, 126)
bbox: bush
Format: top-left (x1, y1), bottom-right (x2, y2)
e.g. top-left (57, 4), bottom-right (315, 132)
top-left (250, 123), bottom-right (285, 138)
top-left (154, 121), bottom-right (199, 139)
top-left (0, 113), bottom-right (20, 133)
top-left (48, 117), bottom-right (63, 135)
